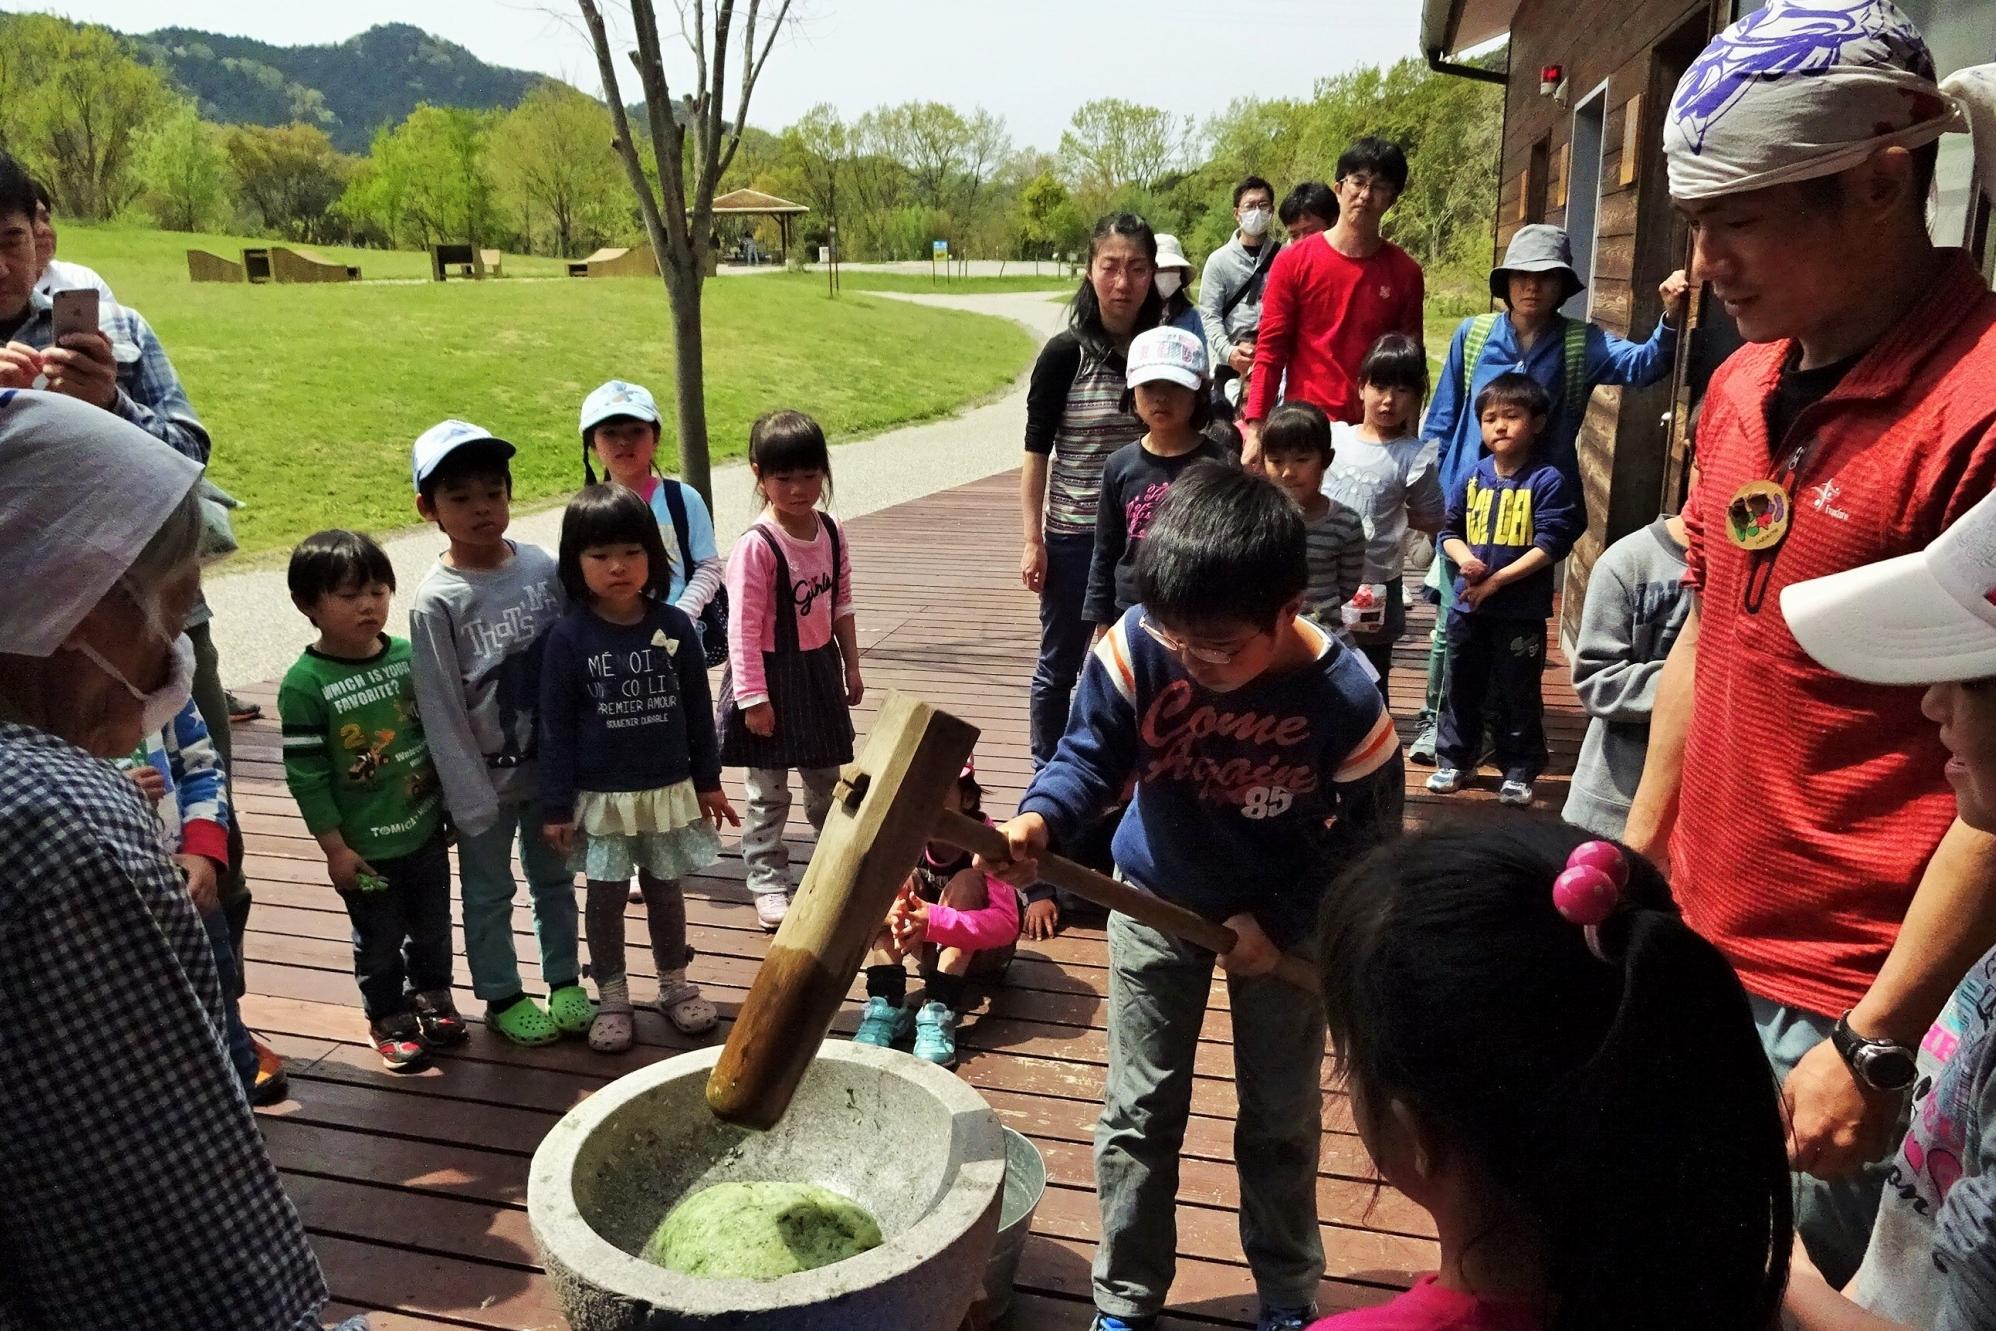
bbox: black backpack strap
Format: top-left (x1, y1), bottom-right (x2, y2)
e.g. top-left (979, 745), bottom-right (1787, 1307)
top-left (749, 525), bottom-right (800, 654)
top-left (660, 479), bottom-right (698, 587)
top-left (822, 513), bottom-right (843, 615)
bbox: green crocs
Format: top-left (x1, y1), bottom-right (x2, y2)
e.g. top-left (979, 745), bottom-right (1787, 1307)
top-left (547, 983), bottom-right (598, 1036)
top-left (486, 996), bottom-right (559, 1047)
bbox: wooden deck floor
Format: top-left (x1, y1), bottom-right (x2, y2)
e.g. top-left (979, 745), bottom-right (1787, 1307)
top-left (230, 470), bottom-right (1584, 1329)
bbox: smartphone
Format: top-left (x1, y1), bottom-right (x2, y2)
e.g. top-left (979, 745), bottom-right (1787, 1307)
top-left (51, 287), bottom-right (98, 341)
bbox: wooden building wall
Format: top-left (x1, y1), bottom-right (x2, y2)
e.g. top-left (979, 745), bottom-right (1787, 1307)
top-left (1492, 0), bottom-right (1726, 644)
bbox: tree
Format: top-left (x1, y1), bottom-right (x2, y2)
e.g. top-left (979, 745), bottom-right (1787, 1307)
top-left (136, 99), bottom-right (228, 232)
top-left (224, 122), bottom-right (352, 242)
top-left (1016, 169), bottom-right (1083, 261)
top-left (488, 82), bottom-right (629, 259)
top-left (577, 0), bottom-right (795, 503)
top-left (1058, 99), bottom-right (1188, 200)
top-left (337, 104), bottom-right (497, 248)
top-left (0, 14), bottom-right (174, 219)
top-left (783, 102), bottom-right (848, 255)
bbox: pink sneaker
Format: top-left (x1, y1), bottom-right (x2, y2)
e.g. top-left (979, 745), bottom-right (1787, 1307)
top-left (754, 891), bottom-right (790, 931)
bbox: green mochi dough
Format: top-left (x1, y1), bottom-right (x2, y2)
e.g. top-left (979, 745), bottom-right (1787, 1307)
top-left (642, 1180), bottom-right (884, 1278)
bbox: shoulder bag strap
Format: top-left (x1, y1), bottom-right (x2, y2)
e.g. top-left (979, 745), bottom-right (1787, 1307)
top-left (1562, 316), bottom-right (1590, 428)
top-left (1218, 240), bottom-right (1281, 323)
top-left (1461, 312), bottom-right (1502, 404)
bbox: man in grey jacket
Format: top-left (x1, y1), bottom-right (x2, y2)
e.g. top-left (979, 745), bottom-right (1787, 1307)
top-left (1197, 175), bottom-right (1279, 415)
top-left (1562, 506), bottom-right (1690, 838)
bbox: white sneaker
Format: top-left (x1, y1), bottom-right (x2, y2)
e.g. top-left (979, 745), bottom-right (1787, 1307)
top-left (754, 891), bottom-right (790, 931)
top-left (1498, 779), bottom-right (1534, 807)
top-left (1425, 768), bottom-right (1463, 794)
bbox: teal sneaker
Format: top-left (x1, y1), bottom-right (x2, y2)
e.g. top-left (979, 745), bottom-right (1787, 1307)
top-left (912, 1001), bottom-right (958, 1066)
top-left (1408, 718), bottom-right (1438, 765)
top-left (853, 996), bottom-right (912, 1047)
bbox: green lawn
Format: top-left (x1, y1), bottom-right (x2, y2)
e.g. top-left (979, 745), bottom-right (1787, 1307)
top-left (57, 224), bottom-right (1036, 555)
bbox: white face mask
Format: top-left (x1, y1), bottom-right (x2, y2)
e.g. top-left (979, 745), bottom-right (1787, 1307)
top-left (1155, 271), bottom-right (1184, 299)
top-left (73, 622), bottom-right (196, 738)
top-left (68, 586), bottom-right (196, 738)
top-left (1239, 207), bottom-right (1272, 237)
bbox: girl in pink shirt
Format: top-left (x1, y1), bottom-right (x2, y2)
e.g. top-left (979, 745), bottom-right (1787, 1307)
top-left (850, 759), bottom-right (1023, 1067)
top-left (1311, 819), bottom-right (1791, 1331)
top-left (714, 411), bottom-right (863, 932)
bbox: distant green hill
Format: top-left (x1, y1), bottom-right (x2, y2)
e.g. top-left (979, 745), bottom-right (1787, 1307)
top-left (133, 22), bottom-right (543, 152)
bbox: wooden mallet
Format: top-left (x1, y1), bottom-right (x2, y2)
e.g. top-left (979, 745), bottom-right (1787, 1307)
top-left (705, 690), bottom-right (1321, 1131)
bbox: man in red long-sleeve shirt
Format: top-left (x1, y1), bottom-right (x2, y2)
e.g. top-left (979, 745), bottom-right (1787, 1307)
top-left (1241, 137), bottom-right (1425, 469)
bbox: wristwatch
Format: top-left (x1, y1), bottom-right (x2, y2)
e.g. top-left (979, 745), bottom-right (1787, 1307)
top-left (1831, 1011), bottom-right (1919, 1093)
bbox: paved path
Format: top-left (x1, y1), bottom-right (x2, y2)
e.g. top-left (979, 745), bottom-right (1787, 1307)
top-left (203, 289), bottom-right (1066, 688)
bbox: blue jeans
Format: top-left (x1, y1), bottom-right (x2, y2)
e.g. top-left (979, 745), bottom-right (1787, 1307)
top-left (1750, 993), bottom-right (1904, 1289)
top-left (456, 801), bottom-right (581, 1002)
top-left (1030, 532), bottom-right (1095, 767)
top-left (1093, 913), bottom-right (1325, 1318)
top-left (201, 906), bottom-right (258, 1092)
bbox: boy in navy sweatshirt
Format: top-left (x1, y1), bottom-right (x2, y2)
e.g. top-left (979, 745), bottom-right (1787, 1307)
top-left (1428, 372), bottom-right (1577, 807)
top-left (987, 462), bottom-right (1403, 1331)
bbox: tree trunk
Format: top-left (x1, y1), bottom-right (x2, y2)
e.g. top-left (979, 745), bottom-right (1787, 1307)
top-left (661, 249), bottom-right (713, 504)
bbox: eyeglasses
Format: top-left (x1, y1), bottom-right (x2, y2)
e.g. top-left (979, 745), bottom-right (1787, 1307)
top-left (1339, 175), bottom-right (1394, 199)
top-left (1139, 615), bottom-right (1245, 666)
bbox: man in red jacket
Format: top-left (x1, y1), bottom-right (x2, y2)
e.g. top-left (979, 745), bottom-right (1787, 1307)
top-left (1239, 136), bottom-right (1424, 469)
top-left (1625, 0), bottom-right (1996, 1288)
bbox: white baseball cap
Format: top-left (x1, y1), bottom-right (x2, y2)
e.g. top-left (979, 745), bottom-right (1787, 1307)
top-left (410, 418), bottom-right (515, 492)
top-left (1126, 325), bottom-right (1208, 392)
top-left (1783, 486), bottom-right (1996, 686)
top-left (579, 379), bottom-right (661, 437)
top-left (1153, 233), bottom-right (1194, 275)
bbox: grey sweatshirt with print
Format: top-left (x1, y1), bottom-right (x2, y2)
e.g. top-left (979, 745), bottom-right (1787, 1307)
top-left (407, 542), bottom-right (565, 837)
top-left (1561, 518), bottom-right (1690, 839)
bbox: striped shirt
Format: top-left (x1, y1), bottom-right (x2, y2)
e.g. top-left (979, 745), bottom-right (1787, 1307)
top-left (1021, 610), bottom-right (1402, 947)
top-left (1024, 330), bottom-right (1144, 539)
top-left (1303, 498), bottom-right (1367, 627)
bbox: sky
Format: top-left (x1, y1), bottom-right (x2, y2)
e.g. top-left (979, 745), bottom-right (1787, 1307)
top-left (23, 0), bottom-right (1429, 152)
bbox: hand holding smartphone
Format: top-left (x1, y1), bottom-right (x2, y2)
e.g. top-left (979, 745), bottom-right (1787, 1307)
top-left (51, 287), bottom-right (99, 342)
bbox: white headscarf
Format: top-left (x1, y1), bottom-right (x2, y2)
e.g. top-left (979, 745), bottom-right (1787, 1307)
top-left (1665, 0), bottom-right (1996, 204)
top-left (0, 389), bottom-right (202, 657)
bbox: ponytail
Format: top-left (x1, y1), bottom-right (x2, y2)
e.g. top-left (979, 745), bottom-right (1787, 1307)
top-left (1536, 910), bottom-right (1790, 1331)
top-left (1318, 816), bottom-right (1790, 1331)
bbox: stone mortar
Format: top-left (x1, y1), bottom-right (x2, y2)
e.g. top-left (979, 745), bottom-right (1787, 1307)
top-left (528, 1040), bottom-right (1006, 1330)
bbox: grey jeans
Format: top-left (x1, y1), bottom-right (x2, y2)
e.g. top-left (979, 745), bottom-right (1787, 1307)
top-left (741, 765), bottom-right (839, 897)
top-left (1751, 992), bottom-right (1906, 1289)
top-left (1094, 911), bottom-right (1326, 1319)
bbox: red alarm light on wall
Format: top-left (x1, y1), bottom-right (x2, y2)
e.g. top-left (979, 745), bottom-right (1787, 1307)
top-left (1540, 64), bottom-right (1563, 96)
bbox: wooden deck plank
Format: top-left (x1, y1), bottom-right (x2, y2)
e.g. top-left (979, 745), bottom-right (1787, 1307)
top-left (238, 468), bottom-right (1582, 1327)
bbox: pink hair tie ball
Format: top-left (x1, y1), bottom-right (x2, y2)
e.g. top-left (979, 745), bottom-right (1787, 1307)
top-left (1566, 839), bottom-right (1629, 888)
top-left (1553, 865), bottom-right (1620, 926)
top-left (1552, 841), bottom-right (1630, 961)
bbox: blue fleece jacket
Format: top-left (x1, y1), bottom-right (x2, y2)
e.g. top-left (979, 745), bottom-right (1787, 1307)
top-left (1020, 610), bottom-right (1402, 947)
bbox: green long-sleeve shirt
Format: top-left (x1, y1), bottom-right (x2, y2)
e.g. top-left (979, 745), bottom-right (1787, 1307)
top-left (277, 635), bottom-right (442, 860)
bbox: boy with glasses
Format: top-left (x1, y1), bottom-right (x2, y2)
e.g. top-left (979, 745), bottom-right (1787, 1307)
top-left (988, 463), bottom-right (1403, 1331)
